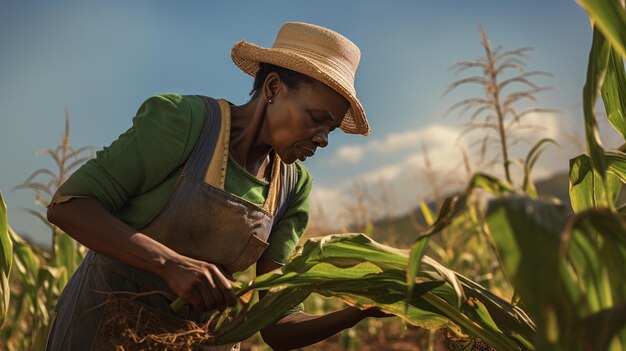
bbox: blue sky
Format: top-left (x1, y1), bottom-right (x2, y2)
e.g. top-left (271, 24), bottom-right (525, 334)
top-left (1, 1), bottom-right (595, 246)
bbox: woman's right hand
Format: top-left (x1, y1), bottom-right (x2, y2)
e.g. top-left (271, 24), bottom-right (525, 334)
top-left (160, 254), bottom-right (237, 312)
top-left (47, 197), bottom-right (237, 311)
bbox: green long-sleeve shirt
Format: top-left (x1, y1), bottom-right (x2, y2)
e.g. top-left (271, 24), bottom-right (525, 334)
top-left (57, 94), bottom-right (312, 264)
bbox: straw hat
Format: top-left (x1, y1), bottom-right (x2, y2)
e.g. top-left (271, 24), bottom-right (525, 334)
top-left (231, 22), bottom-right (370, 136)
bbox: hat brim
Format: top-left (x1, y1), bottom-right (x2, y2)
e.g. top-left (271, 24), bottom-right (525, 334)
top-left (231, 40), bottom-right (370, 136)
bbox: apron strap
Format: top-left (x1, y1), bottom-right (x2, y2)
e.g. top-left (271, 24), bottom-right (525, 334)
top-left (262, 152), bottom-right (283, 214)
top-left (272, 162), bottom-right (298, 227)
top-left (202, 99), bottom-right (231, 189)
top-left (183, 96), bottom-right (223, 181)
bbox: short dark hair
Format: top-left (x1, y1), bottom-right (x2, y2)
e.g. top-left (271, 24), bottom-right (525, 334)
top-left (249, 63), bottom-right (315, 97)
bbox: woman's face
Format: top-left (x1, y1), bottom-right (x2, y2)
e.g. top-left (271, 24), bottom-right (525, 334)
top-left (265, 77), bottom-right (350, 164)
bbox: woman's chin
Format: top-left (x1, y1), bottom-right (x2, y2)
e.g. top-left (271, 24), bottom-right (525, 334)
top-left (274, 149), bottom-right (299, 164)
top-left (282, 156), bottom-right (299, 164)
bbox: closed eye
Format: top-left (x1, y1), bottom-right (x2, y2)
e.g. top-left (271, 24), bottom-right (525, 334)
top-left (309, 109), bottom-right (340, 131)
top-left (309, 112), bottom-right (324, 124)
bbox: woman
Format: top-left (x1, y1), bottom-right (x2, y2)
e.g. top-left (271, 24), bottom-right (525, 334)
top-left (46, 22), bottom-right (384, 351)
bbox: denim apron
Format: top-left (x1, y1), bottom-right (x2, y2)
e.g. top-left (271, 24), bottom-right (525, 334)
top-left (46, 97), bottom-right (297, 350)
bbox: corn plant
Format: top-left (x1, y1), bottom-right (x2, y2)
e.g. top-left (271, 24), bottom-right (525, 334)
top-left (13, 108), bottom-right (93, 278)
top-left (404, 1), bottom-right (626, 350)
top-left (0, 111), bottom-right (93, 350)
top-left (445, 27), bottom-right (557, 186)
top-left (0, 193), bottom-right (12, 328)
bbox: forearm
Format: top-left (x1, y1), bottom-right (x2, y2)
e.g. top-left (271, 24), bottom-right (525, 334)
top-left (47, 197), bottom-right (178, 276)
top-left (261, 306), bottom-right (367, 350)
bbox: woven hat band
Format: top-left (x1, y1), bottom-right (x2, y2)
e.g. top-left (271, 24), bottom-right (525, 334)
top-left (273, 46), bottom-right (356, 89)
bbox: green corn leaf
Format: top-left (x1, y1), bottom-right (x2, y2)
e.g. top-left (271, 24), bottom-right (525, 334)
top-left (570, 209), bottom-right (626, 303)
top-left (284, 233), bottom-right (408, 274)
top-left (0, 192), bottom-right (10, 326)
top-left (564, 209), bottom-right (626, 349)
top-left (456, 274), bottom-right (536, 344)
top-left (582, 26), bottom-right (611, 207)
top-left (406, 234), bottom-right (431, 309)
top-left (421, 292), bottom-right (524, 351)
top-left (420, 201), bottom-right (435, 226)
top-left (485, 195), bottom-right (567, 350)
top-left (569, 153), bottom-right (623, 213)
top-left (422, 256), bottom-right (465, 308)
top-left (207, 233), bottom-right (535, 349)
top-left (406, 173), bottom-right (516, 300)
top-left (602, 48), bottom-right (626, 140)
top-left (9, 227), bottom-right (40, 287)
top-left (567, 229), bottom-right (608, 312)
top-left (606, 150), bottom-right (626, 182)
top-left (213, 288), bottom-right (312, 344)
top-left (523, 138), bottom-right (559, 195)
top-left (52, 231), bottom-right (80, 288)
top-left (578, 0), bottom-right (626, 59)
top-left (569, 155), bottom-right (594, 213)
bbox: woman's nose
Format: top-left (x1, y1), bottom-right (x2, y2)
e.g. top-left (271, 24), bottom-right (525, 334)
top-left (312, 130), bottom-right (329, 148)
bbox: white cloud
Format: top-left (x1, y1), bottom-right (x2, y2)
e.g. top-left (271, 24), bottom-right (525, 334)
top-left (331, 124), bottom-right (462, 164)
top-left (334, 145), bottom-right (366, 163)
top-left (309, 185), bottom-right (350, 228)
top-left (516, 111), bottom-right (561, 140)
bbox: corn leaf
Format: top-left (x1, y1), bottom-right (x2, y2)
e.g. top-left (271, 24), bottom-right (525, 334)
top-left (566, 209), bottom-right (626, 349)
top-left (569, 154), bottom-right (623, 213)
top-left (0, 192), bottom-right (12, 326)
top-left (52, 231), bottom-right (80, 288)
top-left (9, 228), bottom-right (40, 287)
top-left (602, 48), bottom-right (626, 140)
top-left (523, 138), bottom-right (558, 195)
top-left (406, 173), bottom-right (516, 306)
top-left (211, 234), bottom-right (535, 350)
top-left (485, 196), bottom-right (567, 350)
top-left (420, 201), bottom-right (435, 226)
top-left (406, 234), bottom-right (431, 309)
top-left (284, 233), bottom-right (408, 274)
top-left (570, 209), bottom-right (626, 304)
top-left (582, 26), bottom-right (611, 206)
top-left (577, 0), bottom-right (626, 59)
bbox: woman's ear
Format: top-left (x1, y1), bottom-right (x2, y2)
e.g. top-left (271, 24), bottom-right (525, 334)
top-left (263, 72), bottom-right (281, 103)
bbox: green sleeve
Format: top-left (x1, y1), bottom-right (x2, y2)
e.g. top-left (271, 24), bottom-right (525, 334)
top-left (57, 94), bottom-right (202, 211)
top-left (261, 162), bottom-right (313, 265)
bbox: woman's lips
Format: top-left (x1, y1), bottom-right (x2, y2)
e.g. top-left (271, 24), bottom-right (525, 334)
top-left (298, 146), bottom-right (316, 161)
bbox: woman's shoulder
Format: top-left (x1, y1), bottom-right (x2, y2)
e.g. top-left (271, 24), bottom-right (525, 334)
top-left (135, 94), bottom-right (205, 122)
top-left (134, 93), bottom-right (207, 151)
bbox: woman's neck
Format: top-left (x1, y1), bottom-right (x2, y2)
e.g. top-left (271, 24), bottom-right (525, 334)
top-left (229, 97), bottom-right (273, 178)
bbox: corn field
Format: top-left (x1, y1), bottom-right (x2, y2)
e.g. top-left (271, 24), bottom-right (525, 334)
top-left (1, 1), bottom-right (626, 350)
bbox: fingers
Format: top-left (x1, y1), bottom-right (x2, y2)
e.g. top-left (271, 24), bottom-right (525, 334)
top-left (204, 273), bottom-right (225, 311)
top-left (167, 258), bottom-right (236, 312)
top-left (181, 285), bottom-right (205, 311)
top-left (204, 266), bottom-right (236, 310)
top-left (213, 270), bottom-right (237, 307)
top-left (194, 266), bottom-right (234, 311)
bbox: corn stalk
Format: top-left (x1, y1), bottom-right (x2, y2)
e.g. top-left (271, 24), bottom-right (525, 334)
top-left (445, 27), bottom-right (556, 186)
top-left (0, 111), bottom-right (93, 350)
